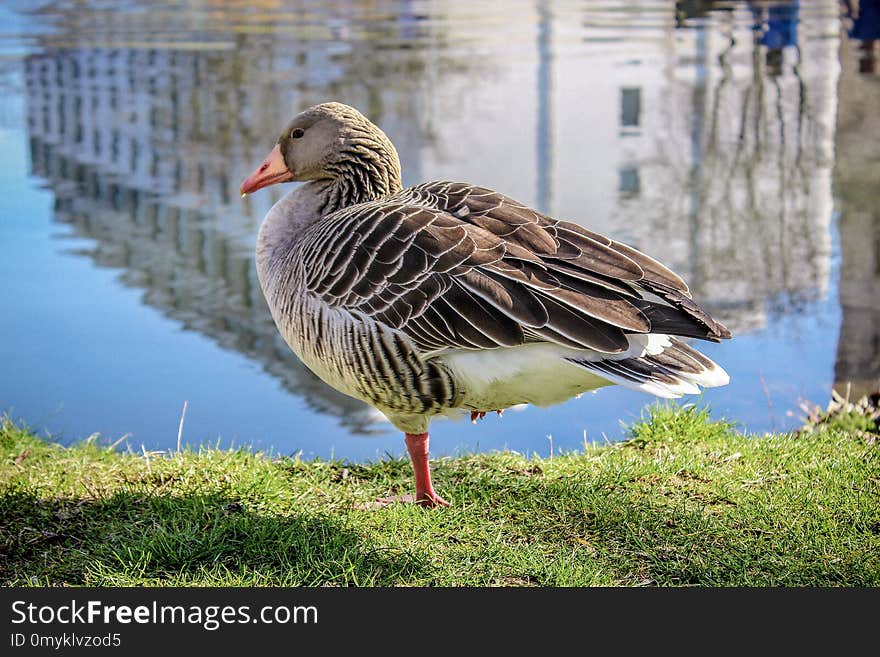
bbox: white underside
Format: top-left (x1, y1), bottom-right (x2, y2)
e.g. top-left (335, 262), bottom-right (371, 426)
top-left (438, 334), bottom-right (729, 412)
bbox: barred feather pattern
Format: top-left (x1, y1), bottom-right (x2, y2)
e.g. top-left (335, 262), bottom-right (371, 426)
top-left (254, 106), bottom-right (730, 433)
top-left (259, 183), bottom-right (730, 432)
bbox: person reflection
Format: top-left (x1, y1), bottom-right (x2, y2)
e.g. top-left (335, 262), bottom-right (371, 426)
top-left (843, 0), bottom-right (880, 73)
top-left (750, 0), bottom-right (800, 76)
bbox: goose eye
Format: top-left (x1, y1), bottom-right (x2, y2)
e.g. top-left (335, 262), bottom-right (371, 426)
top-left (291, 128), bottom-right (305, 139)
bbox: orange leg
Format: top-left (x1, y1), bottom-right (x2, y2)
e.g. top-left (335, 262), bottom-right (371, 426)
top-left (470, 409), bottom-right (504, 423)
top-left (404, 432), bottom-right (449, 507)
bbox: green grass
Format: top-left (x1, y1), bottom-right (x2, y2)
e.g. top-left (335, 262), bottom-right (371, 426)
top-left (1, 404), bottom-right (878, 586)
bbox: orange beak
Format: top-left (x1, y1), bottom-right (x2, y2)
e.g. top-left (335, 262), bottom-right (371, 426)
top-left (240, 144), bottom-right (294, 196)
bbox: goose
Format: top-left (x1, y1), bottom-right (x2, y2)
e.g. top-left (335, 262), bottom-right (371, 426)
top-left (240, 102), bottom-right (731, 507)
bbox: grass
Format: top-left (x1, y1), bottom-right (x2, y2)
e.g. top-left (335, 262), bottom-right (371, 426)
top-left (1, 403), bottom-right (878, 586)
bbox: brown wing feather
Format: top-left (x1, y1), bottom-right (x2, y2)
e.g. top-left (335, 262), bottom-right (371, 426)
top-left (298, 181), bottom-right (730, 355)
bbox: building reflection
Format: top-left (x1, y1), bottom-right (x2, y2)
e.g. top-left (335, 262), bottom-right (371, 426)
top-left (574, 0), bottom-right (838, 334)
top-left (19, 0), bottom-right (859, 427)
top-left (22, 9), bottom-right (435, 433)
top-left (834, 1), bottom-right (880, 397)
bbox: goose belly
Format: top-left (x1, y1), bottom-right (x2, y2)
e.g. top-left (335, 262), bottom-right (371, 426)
top-left (439, 344), bottom-right (613, 411)
top-left (261, 287), bottom-right (367, 404)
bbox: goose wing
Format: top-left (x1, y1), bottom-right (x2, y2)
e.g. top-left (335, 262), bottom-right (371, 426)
top-left (297, 181), bottom-right (730, 356)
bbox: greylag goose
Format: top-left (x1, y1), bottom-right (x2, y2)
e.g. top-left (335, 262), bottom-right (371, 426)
top-left (240, 102), bottom-right (731, 507)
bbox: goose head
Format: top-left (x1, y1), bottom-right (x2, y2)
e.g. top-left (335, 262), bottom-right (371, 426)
top-left (240, 102), bottom-right (401, 197)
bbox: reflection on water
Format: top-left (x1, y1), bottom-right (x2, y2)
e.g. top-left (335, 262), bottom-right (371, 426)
top-left (834, 3), bottom-right (880, 398)
top-left (26, 154), bottom-right (378, 432)
top-left (2, 0), bottom-right (879, 455)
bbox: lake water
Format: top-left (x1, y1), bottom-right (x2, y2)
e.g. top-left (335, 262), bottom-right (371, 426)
top-left (1, 0), bottom-right (878, 461)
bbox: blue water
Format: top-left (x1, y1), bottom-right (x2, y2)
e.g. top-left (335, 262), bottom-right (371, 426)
top-left (0, 0), bottom-right (875, 461)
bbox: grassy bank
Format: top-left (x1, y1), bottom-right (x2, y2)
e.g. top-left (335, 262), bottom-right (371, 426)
top-left (1, 403), bottom-right (878, 586)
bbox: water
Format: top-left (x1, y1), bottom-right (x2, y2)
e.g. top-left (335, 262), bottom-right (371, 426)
top-left (1, 0), bottom-right (878, 461)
